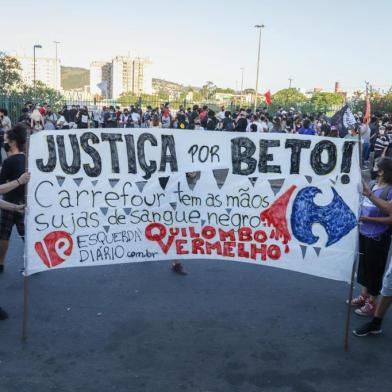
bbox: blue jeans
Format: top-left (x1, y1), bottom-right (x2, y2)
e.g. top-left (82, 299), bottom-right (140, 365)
top-left (363, 143), bottom-right (370, 162)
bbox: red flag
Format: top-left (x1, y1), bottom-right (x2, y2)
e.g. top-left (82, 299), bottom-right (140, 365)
top-left (363, 97), bottom-right (371, 124)
top-left (264, 90), bottom-right (272, 106)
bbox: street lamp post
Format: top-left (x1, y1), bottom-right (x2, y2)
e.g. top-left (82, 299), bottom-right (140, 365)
top-left (240, 67), bottom-right (244, 96)
top-left (33, 44), bottom-right (42, 99)
top-left (53, 41), bottom-right (60, 90)
top-left (254, 24), bottom-right (265, 112)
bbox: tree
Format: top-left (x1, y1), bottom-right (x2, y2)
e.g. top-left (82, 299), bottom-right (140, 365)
top-left (310, 92), bottom-right (344, 109)
top-left (272, 88), bottom-right (308, 106)
top-left (0, 52), bottom-right (22, 94)
top-left (118, 91), bottom-right (139, 106)
top-left (215, 87), bottom-right (236, 94)
top-left (201, 81), bottom-right (217, 100)
top-left (18, 81), bottom-right (63, 109)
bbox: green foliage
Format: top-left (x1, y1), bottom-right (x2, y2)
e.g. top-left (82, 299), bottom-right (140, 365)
top-left (61, 66), bottom-right (89, 90)
top-left (17, 81), bottom-right (64, 110)
top-left (272, 88), bottom-right (308, 105)
top-left (352, 92), bottom-right (392, 115)
top-left (310, 92), bottom-right (344, 109)
top-left (201, 81), bottom-right (217, 100)
top-left (0, 52), bottom-right (22, 94)
top-left (215, 87), bottom-right (236, 94)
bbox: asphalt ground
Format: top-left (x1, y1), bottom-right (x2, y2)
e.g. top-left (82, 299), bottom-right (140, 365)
top-left (0, 229), bottom-right (391, 392)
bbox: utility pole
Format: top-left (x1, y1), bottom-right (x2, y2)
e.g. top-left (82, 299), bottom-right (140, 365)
top-left (53, 41), bottom-right (60, 90)
top-left (240, 68), bottom-right (244, 95)
top-left (33, 44), bottom-right (42, 100)
top-left (254, 24), bottom-right (265, 112)
top-left (288, 75), bottom-right (293, 89)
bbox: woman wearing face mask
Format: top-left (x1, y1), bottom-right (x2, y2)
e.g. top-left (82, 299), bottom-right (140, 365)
top-left (0, 125), bottom-right (30, 275)
top-left (352, 157), bottom-right (392, 316)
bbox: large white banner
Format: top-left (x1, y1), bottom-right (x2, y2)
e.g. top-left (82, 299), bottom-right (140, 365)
top-left (25, 129), bottom-right (361, 281)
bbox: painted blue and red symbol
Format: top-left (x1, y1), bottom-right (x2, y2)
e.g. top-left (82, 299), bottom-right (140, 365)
top-left (261, 185), bottom-right (357, 248)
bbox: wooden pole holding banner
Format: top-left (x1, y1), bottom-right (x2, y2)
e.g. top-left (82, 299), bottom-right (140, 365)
top-left (344, 86), bottom-right (366, 351)
top-left (22, 127), bottom-right (31, 341)
top-left (344, 255), bottom-right (358, 351)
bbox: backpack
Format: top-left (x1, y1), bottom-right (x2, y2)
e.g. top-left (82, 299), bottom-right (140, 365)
top-left (143, 111), bottom-right (151, 123)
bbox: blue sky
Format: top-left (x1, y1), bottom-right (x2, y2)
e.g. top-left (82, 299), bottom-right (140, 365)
top-left (2, 0), bottom-right (391, 92)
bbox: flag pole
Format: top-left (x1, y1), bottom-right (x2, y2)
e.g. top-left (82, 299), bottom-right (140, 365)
top-left (22, 128), bottom-right (31, 341)
top-left (343, 87), bottom-right (366, 351)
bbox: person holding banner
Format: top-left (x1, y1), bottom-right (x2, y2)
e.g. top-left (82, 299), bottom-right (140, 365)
top-left (352, 157), bottom-right (392, 316)
top-left (0, 124), bottom-right (29, 274)
top-left (354, 181), bottom-right (392, 336)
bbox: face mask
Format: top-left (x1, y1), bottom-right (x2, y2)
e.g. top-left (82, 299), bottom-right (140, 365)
top-left (380, 130), bottom-right (385, 135)
top-left (3, 143), bottom-right (10, 153)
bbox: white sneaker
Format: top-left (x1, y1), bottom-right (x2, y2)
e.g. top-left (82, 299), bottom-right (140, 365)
top-left (355, 299), bottom-right (376, 317)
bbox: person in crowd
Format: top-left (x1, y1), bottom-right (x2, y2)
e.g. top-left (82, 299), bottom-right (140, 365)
top-left (0, 109), bottom-right (12, 132)
top-left (175, 109), bottom-right (188, 129)
top-left (30, 106), bottom-right (45, 132)
top-left (105, 106), bottom-right (117, 128)
top-left (344, 124), bottom-right (359, 140)
top-left (43, 106), bottom-right (57, 130)
top-left (351, 157), bottom-right (392, 316)
top-left (353, 181), bottom-right (392, 336)
top-left (161, 108), bottom-right (172, 129)
top-left (205, 110), bottom-right (218, 130)
top-left (115, 106), bottom-right (122, 124)
top-left (68, 105), bottom-right (78, 126)
top-left (234, 110), bottom-right (248, 132)
top-left (187, 105), bottom-right (199, 129)
top-left (217, 106), bottom-right (226, 122)
top-left (130, 108), bottom-right (141, 128)
top-left (76, 106), bottom-right (90, 129)
top-left (259, 115), bottom-right (269, 132)
top-left (246, 115), bottom-right (263, 132)
top-left (199, 105), bottom-right (209, 128)
top-left (91, 107), bottom-right (101, 128)
top-left (142, 106), bottom-right (152, 128)
top-left (370, 126), bottom-right (390, 180)
top-left (151, 114), bottom-right (161, 128)
top-left (374, 126), bottom-right (389, 160)
top-left (0, 124), bottom-right (30, 274)
top-left (328, 125), bottom-right (339, 138)
top-left (18, 108), bottom-right (31, 126)
top-left (361, 122), bottom-right (371, 166)
top-left (270, 117), bottom-right (285, 133)
top-left (193, 118), bottom-right (204, 130)
top-left (221, 111), bottom-right (234, 131)
top-left (298, 118), bottom-right (315, 135)
top-left (39, 102), bottom-right (48, 116)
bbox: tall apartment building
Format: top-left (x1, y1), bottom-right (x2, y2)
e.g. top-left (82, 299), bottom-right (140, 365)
top-left (90, 61), bottom-right (111, 96)
top-left (90, 56), bottom-right (149, 99)
top-left (16, 56), bottom-right (61, 90)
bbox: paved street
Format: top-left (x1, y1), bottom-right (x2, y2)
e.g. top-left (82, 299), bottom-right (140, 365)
top-left (0, 231), bottom-right (391, 392)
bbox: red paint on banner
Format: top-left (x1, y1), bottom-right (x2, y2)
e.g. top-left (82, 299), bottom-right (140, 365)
top-left (35, 231), bottom-right (73, 269)
top-left (260, 185), bottom-right (297, 245)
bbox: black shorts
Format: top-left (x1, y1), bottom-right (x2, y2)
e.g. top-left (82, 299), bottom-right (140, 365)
top-left (357, 232), bottom-right (391, 296)
top-left (0, 209), bottom-right (25, 241)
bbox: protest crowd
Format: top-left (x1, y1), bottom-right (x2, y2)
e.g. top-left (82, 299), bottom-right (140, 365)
top-left (1, 100), bottom-right (392, 340)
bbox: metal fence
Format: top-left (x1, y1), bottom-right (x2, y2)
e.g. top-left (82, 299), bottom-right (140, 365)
top-left (0, 94), bottom-right (343, 125)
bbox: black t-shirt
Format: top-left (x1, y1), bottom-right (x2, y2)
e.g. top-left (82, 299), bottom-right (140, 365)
top-left (235, 118), bottom-right (248, 132)
top-left (0, 154), bottom-right (25, 203)
top-left (223, 117), bottom-right (233, 130)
